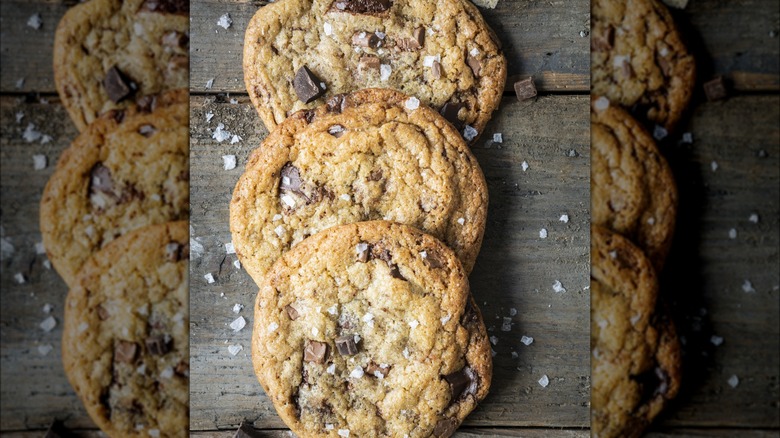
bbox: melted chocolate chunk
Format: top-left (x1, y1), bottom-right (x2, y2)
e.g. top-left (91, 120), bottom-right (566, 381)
top-left (141, 0), bottom-right (189, 14)
top-left (368, 168), bottom-right (383, 182)
top-left (279, 163), bottom-right (312, 202)
top-left (285, 305), bottom-right (300, 320)
top-left (145, 335), bottom-right (171, 355)
top-left (293, 66), bottom-right (325, 104)
top-left (335, 335), bottom-right (358, 355)
top-left (423, 249), bottom-right (445, 269)
top-left (103, 65), bottom-right (136, 103)
top-left (114, 340), bottom-right (138, 364)
top-left (304, 340), bottom-right (329, 363)
top-left (332, 0), bottom-right (392, 14)
top-left (440, 102), bottom-right (465, 130)
top-left (433, 418), bottom-right (458, 437)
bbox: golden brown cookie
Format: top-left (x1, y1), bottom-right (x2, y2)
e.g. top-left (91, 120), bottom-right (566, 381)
top-left (252, 221), bottom-right (492, 438)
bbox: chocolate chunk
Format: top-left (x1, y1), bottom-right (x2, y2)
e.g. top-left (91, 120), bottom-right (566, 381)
top-left (423, 249), bottom-right (444, 269)
top-left (332, 0), bottom-right (392, 14)
top-left (633, 364), bottom-right (670, 404)
top-left (234, 420), bottom-right (262, 438)
top-left (293, 66), bottom-right (325, 104)
top-left (359, 55), bottom-right (381, 72)
top-left (366, 361), bottom-right (390, 378)
top-left (440, 102), bottom-right (465, 129)
top-left (466, 54), bottom-right (481, 77)
top-left (175, 361), bottom-right (189, 376)
top-left (658, 57), bottom-right (672, 77)
top-left (141, 0), bottom-right (189, 14)
top-left (145, 335), bottom-right (171, 355)
top-left (433, 418), bottom-right (458, 437)
top-left (431, 61), bottom-right (442, 79)
top-left (44, 420), bottom-right (70, 438)
top-left (304, 340), bottom-right (329, 363)
top-left (704, 76), bottom-right (727, 101)
top-left (138, 124), bottom-right (157, 137)
top-left (285, 304), bottom-right (300, 320)
top-left (97, 305), bottom-right (110, 320)
top-left (443, 368), bottom-right (470, 399)
top-left (280, 163), bottom-right (311, 202)
top-left (352, 31), bottom-right (381, 48)
top-left (103, 65), bottom-right (135, 103)
top-left (89, 163), bottom-right (116, 197)
top-left (397, 37), bottom-right (420, 51)
top-left (460, 299), bottom-right (478, 326)
top-left (162, 30), bottom-right (189, 49)
top-left (108, 109), bottom-right (126, 123)
top-left (335, 335), bottom-right (358, 355)
top-left (114, 340), bottom-right (138, 363)
top-left (413, 27), bottom-right (425, 47)
top-left (135, 94), bottom-right (158, 113)
top-left (368, 168), bottom-right (383, 181)
top-left (591, 25), bottom-right (614, 52)
top-left (356, 242), bottom-right (372, 262)
top-left (514, 77), bottom-right (537, 101)
top-left (388, 264), bottom-right (404, 280)
top-left (326, 94), bottom-right (347, 113)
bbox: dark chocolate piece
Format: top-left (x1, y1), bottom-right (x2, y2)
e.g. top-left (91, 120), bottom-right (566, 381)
top-left (514, 77), bottom-right (537, 101)
top-left (335, 335), bottom-right (358, 355)
top-left (280, 163), bottom-right (305, 194)
top-left (440, 102), bottom-right (465, 129)
top-left (366, 361), bottom-right (390, 378)
top-left (466, 54), bottom-right (481, 77)
top-left (413, 27), bottom-right (425, 47)
top-left (103, 65), bottom-right (135, 103)
top-left (431, 61), bottom-right (442, 79)
top-left (352, 31), bottom-right (381, 48)
top-left (433, 418), bottom-right (458, 437)
top-left (703, 76), bottom-right (727, 101)
top-left (114, 340), bottom-right (137, 363)
top-left (304, 340), bottom-right (329, 363)
top-left (359, 55), bottom-right (381, 72)
top-left (97, 304), bottom-right (110, 320)
top-left (423, 249), bottom-right (444, 269)
top-left (285, 304), bottom-right (300, 320)
top-left (293, 66), bottom-right (325, 104)
top-left (145, 335), bottom-right (170, 355)
top-left (332, 0), bottom-right (392, 14)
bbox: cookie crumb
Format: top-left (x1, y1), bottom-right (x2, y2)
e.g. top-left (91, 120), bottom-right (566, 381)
top-left (222, 155), bottom-right (237, 170)
top-left (228, 344), bottom-right (243, 356)
top-left (539, 228), bottom-right (547, 239)
top-left (521, 161), bottom-right (529, 171)
top-left (40, 316), bottom-right (57, 332)
top-left (521, 335), bottom-right (533, 345)
top-left (552, 280), bottom-right (566, 293)
top-left (727, 374), bottom-right (739, 388)
top-left (559, 214), bottom-right (569, 223)
top-left (742, 280), bottom-right (756, 293)
top-left (204, 273), bottom-right (215, 284)
top-left (27, 13), bottom-right (42, 30)
top-left (538, 374), bottom-right (549, 387)
top-left (217, 13), bottom-right (232, 29)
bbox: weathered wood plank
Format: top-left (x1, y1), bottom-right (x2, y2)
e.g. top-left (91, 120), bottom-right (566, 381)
top-left (656, 96), bottom-right (780, 429)
top-left (0, 96), bottom-right (95, 431)
top-left (189, 427), bottom-right (591, 437)
top-left (188, 95), bottom-right (592, 430)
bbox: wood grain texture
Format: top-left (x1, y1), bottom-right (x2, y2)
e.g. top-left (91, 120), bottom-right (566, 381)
top-left (188, 95), bottom-right (592, 431)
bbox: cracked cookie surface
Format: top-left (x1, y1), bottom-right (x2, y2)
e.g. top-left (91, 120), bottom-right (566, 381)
top-left (591, 226), bottom-right (681, 438)
top-left (54, 0), bottom-right (189, 131)
top-left (591, 0), bottom-right (695, 132)
top-left (62, 221), bottom-right (189, 438)
top-left (230, 89), bottom-right (488, 284)
top-left (243, 0), bottom-right (506, 143)
top-left (40, 90), bottom-right (189, 287)
top-left (591, 97), bottom-right (677, 272)
top-left (252, 221), bottom-right (492, 438)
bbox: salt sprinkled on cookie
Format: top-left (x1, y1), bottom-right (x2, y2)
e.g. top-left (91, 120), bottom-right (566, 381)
top-left (267, 322), bottom-right (279, 333)
top-left (206, 112), bottom-right (215, 122)
top-left (233, 260), bottom-right (241, 269)
top-left (593, 97), bottom-right (610, 111)
top-left (380, 65), bottom-right (392, 81)
top-left (405, 96), bottom-right (420, 110)
top-left (324, 22), bottom-right (333, 36)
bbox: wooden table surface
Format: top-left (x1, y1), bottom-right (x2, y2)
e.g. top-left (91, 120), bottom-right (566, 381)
top-left (0, 0), bottom-right (777, 437)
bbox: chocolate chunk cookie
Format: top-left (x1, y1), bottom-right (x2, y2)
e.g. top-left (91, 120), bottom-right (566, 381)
top-left (591, 0), bottom-right (695, 132)
top-left (252, 221), bottom-right (492, 438)
top-left (40, 90), bottom-right (189, 287)
top-left (62, 221), bottom-right (189, 438)
top-left (591, 226), bottom-right (681, 438)
top-left (230, 89), bottom-right (488, 284)
top-left (54, 0), bottom-right (189, 131)
top-left (243, 0), bottom-right (506, 143)
top-left (591, 97), bottom-right (678, 272)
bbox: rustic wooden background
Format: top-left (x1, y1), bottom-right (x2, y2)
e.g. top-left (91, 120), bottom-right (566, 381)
top-left (0, 0), bottom-right (777, 437)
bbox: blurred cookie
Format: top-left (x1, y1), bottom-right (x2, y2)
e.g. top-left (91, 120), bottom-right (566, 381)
top-left (62, 221), bottom-right (189, 438)
top-left (230, 88), bottom-right (488, 284)
top-left (243, 0), bottom-right (506, 142)
top-left (54, 0), bottom-right (189, 131)
top-left (591, 96), bottom-right (677, 272)
top-left (40, 90), bottom-right (188, 286)
top-left (591, 226), bottom-right (681, 438)
top-left (591, 0), bottom-right (695, 132)
top-left (252, 221), bottom-right (492, 438)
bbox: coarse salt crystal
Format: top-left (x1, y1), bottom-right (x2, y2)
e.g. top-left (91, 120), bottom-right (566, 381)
top-left (362, 313), bottom-right (374, 323)
top-left (538, 374), bottom-right (549, 387)
top-left (217, 13), bottom-right (232, 29)
top-left (653, 125), bottom-right (668, 141)
top-left (727, 375), bottom-right (739, 388)
top-left (340, 193), bottom-right (351, 201)
top-left (233, 260), bottom-right (241, 269)
top-left (405, 96), bottom-right (420, 110)
top-left (742, 280), bottom-right (756, 293)
top-left (682, 132), bottom-right (693, 143)
top-left (380, 64), bottom-right (392, 81)
top-left (205, 112), bottom-right (215, 122)
top-left (403, 347), bottom-right (410, 359)
top-left (206, 78), bottom-right (214, 89)
top-left (274, 225), bottom-right (286, 237)
top-left (38, 344), bottom-right (53, 356)
top-left (521, 335), bottom-right (534, 345)
top-left (137, 364), bottom-right (147, 374)
top-left (728, 228), bottom-right (737, 239)
top-left (613, 55), bottom-right (629, 67)
top-left (647, 217), bottom-right (656, 225)
top-left (272, 214), bottom-right (282, 222)
top-left (267, 322), bottom-right (279, 333)
top-left (521, 161), bottom-right (529, 171)
top-left (228, 344), bottom-right (243, 356)
top-left (233, 303), bottom-right (243, 314)
top-left (559, 214), bottom-right (569, 223)
top-left (749, 213), bottom-right (759, 223)
top-left (593, 96), bottom-right (610, 111)
top-left (78, 322), bottom-right (89, 333)
top-left (40, 316), bottom-right (56, 332)
top-left (42, 303), bottom-right (53, 313)
top-left (324, 22), bottom-right (333, 36)
top-left (327, 363), bottom-right (336, 374)
top-left (33, 154), bottom-right (47, 170)
top-left (470, 47), bottom-right (480, 56)
top-left (160, 367), bottom-right (174, 379)
top-left (440, 315), bottom-right (451, 325)
top-left (630, 314), bottom-right (641, 325)
top-left (409, 319), bottom-right (419, 329)
top-left (230, 135), bottom-right (242, 145)
top-left (349, 366), bottom-right (364, 379)
top-left (328, 305), bottom-right (338, 315)
top-left (509, 307), bottom-right (518, 316)
top-left (493, 133), bottom-right (503, 143)
top-left (423, 55), bottom-right (440, 67)
top-left (489, 335), bottom-right (498, 345)
top-left (281, 194), bottom-right (296, 208)
top-left (27, 13), bottom-right (42, 29)
top-left (204, 273), bottom-right (215, 284)
top-left (539, 228), bottom-right (548, 239)
top-left (230, 316), bottom-right (246, 332)
top-left (23, 123), bottom-right (42, 143)
top-left (338, 429), bottom-right (350, 437)
top-left (711, 161), bottom-right (719, 172)
top-left (609, 250), bottom-right (617, 259)
top-left (419, 250), bottom-right (428, 259)
top-left (457, 217), bottom-right (466, 226)
top-left (312, 326), bottom-right (319, 336)
top-left (462, 125), bottom-right (478, 141)
top-left (222, 155), bottom-right (237, 170)
top-left (552, 280), bottom-right (566, 293)
top-left (43, 260), bottom-right (51, 269)
top-left (225, 242), bottom-right (235, 254)
top-left (149, 430), bottom-right (160, 438)
top-left (501, 317), bottom-right (512, 332)
top-left (711, 335), bottom-right (724, 346)
top-left (491, 349), bottom-right (496, 357)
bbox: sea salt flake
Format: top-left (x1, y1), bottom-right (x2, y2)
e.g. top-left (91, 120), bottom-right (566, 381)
top-left (267, 322), bottom-right (279, 333)
top-left (15, 112), bottom-right (24, 123)
top-left (405, 96), bottom-right (420, 110)
top-left (489, 335), bottom-right (498, 345)
top-left (749, 213), bottom-right (759, 223)
top-left (228, 344), bottom-right (243, 356)
top-left (457, 217), bottom-right (466, 226)
top-left (711, 335), bottom-right (724, 346)
top-left (470, 47), bottom-right (480, 56)
top-left (324, 22), bottom-right (333, 36)
top-left (440, 315), bottom-right (451, 325)
top-left (539, 228), bottom-right (548, 239)
top-left (521, 335), bottom-right (534, 345)
top-left (711, 161), bottom-right (719, 172)
top-left (78, 322), bottom-right (89, 333)
top-left (409, 319), bottom-right (419, 329)
top-left (160, 367), bottom-right (174, 379)
top-left (340, 194), bottom-right (351, 201)
top-left (272, 214), bottom-right (282, 222)
top-left (230, 135), bottom-right (242, 145)
top-left (233, 260), bottom-right (241, 269)
top-left (217, 13), bottom-right (232, 29)
top-left (491, 349), bottom-right (496, 357)
top-left (728, 228), bottom-right (737, 239)
top-left (206, 112), bottom-right (215, 122)
top-left (521, 161), bottom-right (529, 171)
top-left (23, 123), bottom-right (42, 143)
top-left (509, 308), bottom-right (518, 316)
top-left (380, 64), bottom-right (392, 81)
top-left (462, 125), bottom-right (479, 141)
top-left (423, 55), bottom-right (440, 67)
top-left (609, 250), bottom-right (618, 259)
top-left (338, 429), bottom-right (350, 437)
top-left (137, 363), bottom-right (147, 375)
top-left (493, 133), bottom-right (503, 143)
top-left (281, 194), bottom-right (296, 208)
top-left (630, 314), bottom-right (641, 325)
top-left (225, 242), bottom-right (236, 254)
top-left (312, 326), bottom-right (319, 336)
top-left (42, 303), bottom-right (53, 313)
top-left (593, 96), bottom-right (610, 111)
top-left (727, 374), bottom-right (739, 388)
top-left (275, 225), bottom-right (286, 237)
top-left (206, 78), bottom-right (214, 89)
top-left (33, 155), bottom-right (47, 170)
top-left (149, 429), bottom-right (160, 438)
top-left (213, 124), bottom-right (231, 143)
top-left (204, 273), bottom-right (215, 284)
top-left (559, 214), bottom-right (569, 223)
top-left (40, 316), bottom-right (57, 332)
top-left (327, 363), bottom-right (336, 374)
top-left (538, 374), bottom-right (549, 387)
top-left (38, 344), bottom-right (53, 356)
top-left (230, 316), bottom-right (246, 332)
top-left (43, 260), bottom-right (51, 269)
top-left (647, 217), bottom-right (656, 225)
top-left (14, 272), bottom-right (26, 284)
top-left (403, 347), bottom-right (410, 359)
top-left (501, 317), bottom-right (512, 332)
top-left (682, 132), bottom-right (693, 143)
top-left (15, 78), bottom-right (25, 89)
top-left (653, 125), bottom-right (668, 140)
top-left (27, 13), bottom-right (42, 30)
top-left (552, 280), bottom-right (566, 293)
top-left (327, 305), bottom-right (338, 315)
top-left (349, 366), bottom-right (364, 379)
top-left (742, 280), bottom-right (756, 293)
